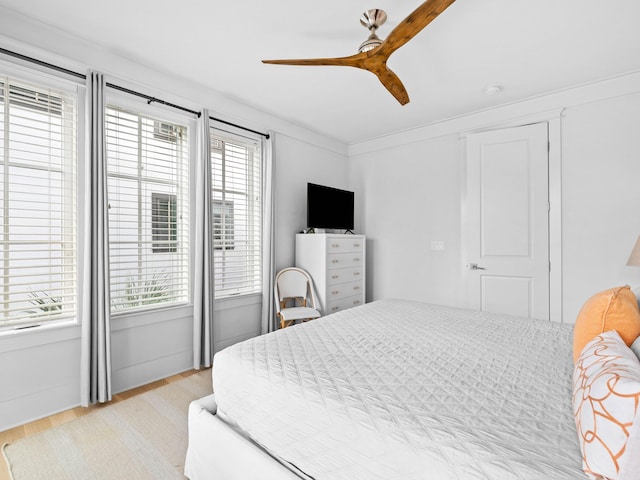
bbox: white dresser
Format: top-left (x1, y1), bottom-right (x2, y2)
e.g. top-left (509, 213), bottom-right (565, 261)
top-left (295, 234), bottom-right (366, 315)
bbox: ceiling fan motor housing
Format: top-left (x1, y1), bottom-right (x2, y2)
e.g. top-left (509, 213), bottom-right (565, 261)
top-left (358, 9), bottom-right (387, 53)
top-left (360, 9), bottom-right (387, 30)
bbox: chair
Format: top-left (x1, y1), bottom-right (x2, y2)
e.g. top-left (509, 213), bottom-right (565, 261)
top-left (274, 267), bottom-right (322, 329)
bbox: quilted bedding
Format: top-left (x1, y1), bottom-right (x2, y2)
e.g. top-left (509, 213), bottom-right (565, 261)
top-left (213, 299), bottom-right (584, 479)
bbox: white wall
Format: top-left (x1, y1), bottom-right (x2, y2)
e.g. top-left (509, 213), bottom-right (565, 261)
top-left (349, 72), bottom-right (640, 324)
top-left (561, 92), bottom-right (640, 321)
top-left (349, 134), bottom-right (463, 306)
top-left (0, 12), bottom-right (348, 431)
top-left (0, 326), bottom-right (81, 432)
top-left (274, 134), bottom-right (350, 272)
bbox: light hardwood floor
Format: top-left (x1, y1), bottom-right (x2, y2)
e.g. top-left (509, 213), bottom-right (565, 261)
top-left (0, 369), bottom-right (204, 480)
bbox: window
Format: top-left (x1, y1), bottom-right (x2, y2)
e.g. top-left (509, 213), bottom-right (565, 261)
top-left (106, 106), bottom-right (189, 313)
top-left (152, 193), bottom-right (177, 253)
top-left (212, 200), bottom-right (234, 250)
top-left (210, 132), bottom-right (261, 298)
top-left (0, 76), bottom-right (77, 330)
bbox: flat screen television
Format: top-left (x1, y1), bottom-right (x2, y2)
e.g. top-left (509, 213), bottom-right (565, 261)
top-left (307, 183), bottom-right (354, 231)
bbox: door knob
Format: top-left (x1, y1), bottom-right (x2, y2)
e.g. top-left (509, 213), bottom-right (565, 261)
top-left (467, 263), bottom-right (486, 270)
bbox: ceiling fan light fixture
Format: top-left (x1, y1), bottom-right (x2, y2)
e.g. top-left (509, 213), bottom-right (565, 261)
top-left (358, 34), bottom-right (383, 53)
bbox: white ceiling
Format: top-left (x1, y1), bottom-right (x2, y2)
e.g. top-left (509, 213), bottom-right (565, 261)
top-left (1, 0), bottom-right (640, 144)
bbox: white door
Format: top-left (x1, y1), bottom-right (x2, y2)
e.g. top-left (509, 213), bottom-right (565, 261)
top-left (465, 123), bottom-right (549, 320)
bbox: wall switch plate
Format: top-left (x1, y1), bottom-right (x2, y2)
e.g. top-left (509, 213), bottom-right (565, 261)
top-left (430, 240), bottom-right (444, 251)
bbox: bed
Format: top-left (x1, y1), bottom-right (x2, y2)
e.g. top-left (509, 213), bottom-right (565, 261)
top-left (184, 299), bottom-right (584, 479)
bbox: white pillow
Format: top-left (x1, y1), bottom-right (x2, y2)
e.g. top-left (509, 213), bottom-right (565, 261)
top-left (631, 336), bottom-right (640, 362)
top-left (573, 330), bottom-right (640, 480)
top-left (632, 286), bottom-right (640, 310)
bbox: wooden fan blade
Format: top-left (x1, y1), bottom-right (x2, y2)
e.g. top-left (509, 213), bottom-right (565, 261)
top-left (261, 0), bottom-right (456, 106)
top-left (262, 53), bottom-right (367, 68)
top-left (377, 0), bottom-right (456, 58)
top-left (264, 53), bottom-right (410, 105)
top-left (373, 67), bottom-right (410, 105)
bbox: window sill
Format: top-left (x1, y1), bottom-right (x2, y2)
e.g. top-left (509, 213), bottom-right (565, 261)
top-left (0, 295), bottom-right (262, 352)
top-left (111, 303), bottom-right (194, 332)
top-left (0, 319), bottom-right (80, 353)
top-left (214, 293), bottom-right (262, 311)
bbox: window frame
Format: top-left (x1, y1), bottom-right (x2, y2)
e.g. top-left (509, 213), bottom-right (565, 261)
top-left (212, 199), bottom-right (235, 251)
top-left (0, 64), bottom-right (82, 333)
top-left (210, 126), bottom-right (263, 299)
top-left (151, 192), bottom-right (177, 254)
top-left (105, 93), bottom-right (195, 317)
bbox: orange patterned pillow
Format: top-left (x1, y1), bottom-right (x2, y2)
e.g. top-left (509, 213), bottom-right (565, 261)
top-left (573, 330), bottom-right (640, 480)
top-left (573, 286), bottom-right (640, 362)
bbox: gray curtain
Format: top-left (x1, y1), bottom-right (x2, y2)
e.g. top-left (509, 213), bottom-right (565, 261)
top-left (261, 132), bottom-right (276, 334)
top-left (193, 110), bottom-right (214, 369)
top-left (80, 71), bottom-right (112, 406)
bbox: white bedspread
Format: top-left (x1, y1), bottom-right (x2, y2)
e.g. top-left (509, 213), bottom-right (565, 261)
top-left (213, 299), bottom-right (584, 479)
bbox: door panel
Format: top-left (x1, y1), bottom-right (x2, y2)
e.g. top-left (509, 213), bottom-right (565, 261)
top-left (481, 276), bottom-right (531, 318)
top-left (465, 123), bottom-right (549, 320)
top-left (481, 140), bottom-right (530, 257)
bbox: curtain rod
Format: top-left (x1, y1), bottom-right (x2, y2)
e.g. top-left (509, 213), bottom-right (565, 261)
top-left (1, 47), bottom-right (272, 139)
top-left (0, 47), bottom-right (201, 118)
top-left (210, 116), bottom-right (270, 139)
top-left (0, 46), bottom-right (85, 79)
top-left (105, 83), bottom-right (201, 117)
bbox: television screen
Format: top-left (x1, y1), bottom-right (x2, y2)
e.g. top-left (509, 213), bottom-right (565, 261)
top-left (307, 183), bottom-right (354, 231)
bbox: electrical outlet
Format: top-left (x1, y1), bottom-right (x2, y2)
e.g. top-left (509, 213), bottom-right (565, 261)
top-left (430, 240), bottom-right (444, 251)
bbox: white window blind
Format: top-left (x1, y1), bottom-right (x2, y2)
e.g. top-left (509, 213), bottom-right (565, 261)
top-left (0, 76), bottom-right (77, 330)
top-left (210, 131), bottom-right (261, 298)
top-left (106, 107), bottom-right (189, 313)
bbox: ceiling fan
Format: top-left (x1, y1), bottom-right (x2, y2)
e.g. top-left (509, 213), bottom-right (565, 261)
top-left (262, 0), bottom-right (457, 106)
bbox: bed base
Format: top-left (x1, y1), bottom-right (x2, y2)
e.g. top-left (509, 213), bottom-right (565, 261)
top-left (184, 394), bottom-right (304, 480)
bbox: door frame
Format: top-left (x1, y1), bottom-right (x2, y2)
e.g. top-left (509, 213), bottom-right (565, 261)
top-left (460, 112), bottom-right (563, 322)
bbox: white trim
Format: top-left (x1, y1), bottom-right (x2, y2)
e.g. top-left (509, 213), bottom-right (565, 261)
top-left (0, 57), bottom-right (83, 90)
top-left (548, 116), bottom-right (564, 322)
top-left (0, 322), bottom-right (80, 353)
top-left (457, 108), bottom-right (565, 139)
top-left (349, 69), bottom-right (640, 156)
top-left (214, 293), bottom-right (262, 312)
top-left (459, 136), bottom-right (470, 308)
top-left (275, 130), bottom-right (348, 158)
top-left (105, 88), bottom-right (198, 125)
top-left (111, 304), bottom-right (194, 331)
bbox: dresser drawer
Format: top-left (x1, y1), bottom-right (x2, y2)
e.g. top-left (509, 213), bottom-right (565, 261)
top-left (326, 295), bottom-right (364, 314)
top-left (328, 252), bottom-right (364, 269)
top-left (326, 237), bottom-right (364, 254)
top-left (296, 233), bottom-right (365, 317)
top-left (327, 266), bottom-right (363, 286)
top-left (327, 280), bottom-right (364, 301)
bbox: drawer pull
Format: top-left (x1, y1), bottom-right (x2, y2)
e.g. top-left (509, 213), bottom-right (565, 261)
top-left (354, 258), bottom-right (360, 262)
top-left (354, 286), bottom-right (360, 291)
top-left (354, 243), bottom-right (360, 247)
top-left (332, 307), bottom-right (339, 311)
top-left (353, 300), bottom-right (361, 305)
top-left (332, 290), bottom-right (339, 295)
top-left (354, 272), bottom-right (360, 276)
top-left (332, 275), bottom-right (339, 279)
top-left (332, 260), bottom-right (339, 264)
